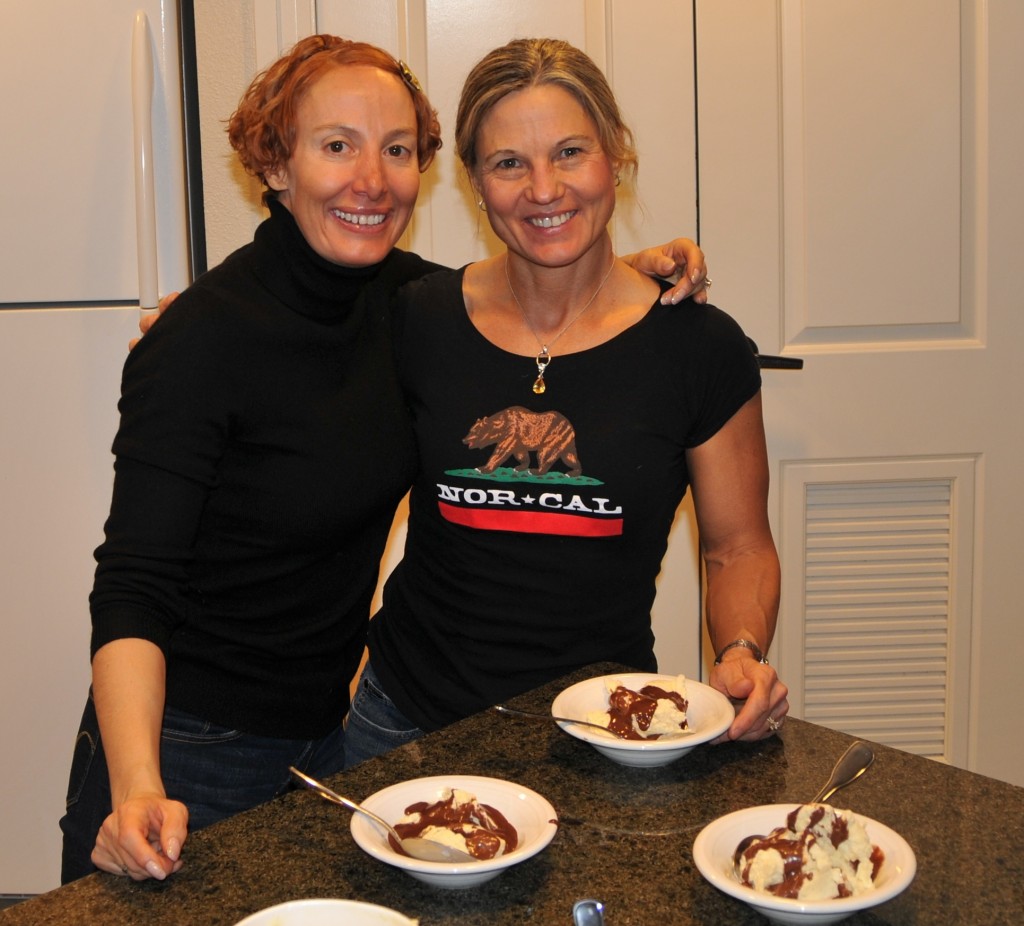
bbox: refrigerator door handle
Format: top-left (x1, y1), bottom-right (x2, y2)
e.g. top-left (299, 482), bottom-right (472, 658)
top-left (132, 10), bottom-right (159, 311)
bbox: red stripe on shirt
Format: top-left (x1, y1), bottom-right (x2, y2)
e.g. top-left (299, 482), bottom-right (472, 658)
top-left (439, 502), bottom-right (623, 537)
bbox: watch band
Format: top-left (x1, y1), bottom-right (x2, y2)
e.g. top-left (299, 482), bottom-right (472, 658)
top-left (713, 638), bottom-right (768, 665)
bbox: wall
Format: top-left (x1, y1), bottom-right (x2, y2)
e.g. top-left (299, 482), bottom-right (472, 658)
top-left (194, 0), bottom-right (266, 266)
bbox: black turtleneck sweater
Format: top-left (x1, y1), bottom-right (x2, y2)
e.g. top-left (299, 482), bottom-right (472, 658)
top-left (89, 200), bottom-right (438, 738)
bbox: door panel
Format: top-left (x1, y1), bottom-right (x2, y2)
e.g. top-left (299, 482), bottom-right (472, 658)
top-left (785, 0), bottom-right (963, 336)
top-left (698, 0), bottom-right (1024, 784)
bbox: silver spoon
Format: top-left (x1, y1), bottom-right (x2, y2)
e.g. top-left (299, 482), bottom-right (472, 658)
top-left (811, 740), bottom-right (874, 802)
top-left (288, 767), bottom-right (475, 864)
top-left (493, 703), bottom-right (621, 734)
top-left (733, 740), bottom-right (875, 872)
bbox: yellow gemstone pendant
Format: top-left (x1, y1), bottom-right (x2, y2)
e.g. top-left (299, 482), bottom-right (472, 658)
top-left (532, 349), bottom-right (551, 395)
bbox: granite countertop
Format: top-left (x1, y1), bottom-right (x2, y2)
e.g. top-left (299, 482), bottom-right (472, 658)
top-left (4, 662), bottom-right (1022, 925)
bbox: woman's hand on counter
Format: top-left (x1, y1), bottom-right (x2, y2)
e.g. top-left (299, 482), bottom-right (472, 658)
top-left (91, 793), bottom-right (188, 881)
top-left (709, 656), bottom-right (789, 743)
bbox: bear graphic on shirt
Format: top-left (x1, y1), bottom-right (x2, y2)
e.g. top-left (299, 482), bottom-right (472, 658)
top-left (462, 406), bottom-right (582, 477)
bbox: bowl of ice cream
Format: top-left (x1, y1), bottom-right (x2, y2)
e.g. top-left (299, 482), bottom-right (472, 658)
top-left (550, 673), bottom-right (734, 767)
top-left (692, 803), bottom-right (916, 925)
top-left (233, 898), bottom-right (418, 925)
top-left (349, 775), bottom-right (558, 889)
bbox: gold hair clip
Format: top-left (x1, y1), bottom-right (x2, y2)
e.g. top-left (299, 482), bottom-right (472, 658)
top-left (398, 60), bottom-right (423, 93)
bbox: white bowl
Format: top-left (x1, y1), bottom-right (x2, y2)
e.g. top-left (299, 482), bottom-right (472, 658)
top-left (350, 775), bottom-right (558, 889)
top-left (234, 898), bottom-right (418, 925)
top-left (550, 673), bottom-right (734, 767)
top-left (692, 803), bottom-right (916, 925)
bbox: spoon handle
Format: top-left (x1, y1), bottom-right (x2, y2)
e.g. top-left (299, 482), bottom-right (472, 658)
top-left (288, 766), bottom-right (396, 836)
top-left (573, 899), bottom-right (606, 926)
top-left (493, 704), bottom-right (614, 733)
top-left (811, 740), bottom-right (874, 804)
top-left (288, 767), bottom-right (477, 864)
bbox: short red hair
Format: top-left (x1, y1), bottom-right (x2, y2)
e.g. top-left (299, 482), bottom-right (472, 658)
top-left (228, 34), bottom-right (442, 186)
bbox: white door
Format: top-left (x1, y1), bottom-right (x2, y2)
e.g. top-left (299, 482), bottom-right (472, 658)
top-left (697, 0), bottom-right (1024, 785)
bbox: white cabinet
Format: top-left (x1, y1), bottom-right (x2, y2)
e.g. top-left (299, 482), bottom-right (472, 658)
top-left (0, 1), bottom-right (191, 305)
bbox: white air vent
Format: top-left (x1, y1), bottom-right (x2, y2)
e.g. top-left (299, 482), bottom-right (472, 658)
top-left (779, 458), bottom-right (975, 765)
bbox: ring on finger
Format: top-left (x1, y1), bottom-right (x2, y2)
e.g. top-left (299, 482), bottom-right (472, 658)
top-left (120, 864), bottom-right (130, 876)
top-left (704, 277), bottom-right (713, 289)
top-left (767, 715), bottom-right (783, 733)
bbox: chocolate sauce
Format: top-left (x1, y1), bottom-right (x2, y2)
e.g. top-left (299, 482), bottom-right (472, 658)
top-left (391, 790), bottom-right (518, 860)
top-left (740, 831), bottom-right (811, 897)
top-left (784, 804), bottom-right (848, 848)
top-left (869, 844), bottom-right (885, 880)
top-left (605, 684), bottom-right (689, 740)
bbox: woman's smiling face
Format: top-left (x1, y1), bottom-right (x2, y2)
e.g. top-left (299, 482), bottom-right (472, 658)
top-left (473, 83), bottom-right (618, 269)
top-left (267, 65), bottom-right (421, 267)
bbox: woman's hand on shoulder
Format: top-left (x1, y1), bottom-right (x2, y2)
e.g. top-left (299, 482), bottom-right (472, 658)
top-left (622, 238), bottom-right (710, 305)
top-left (129, 291), bottom-right (180, 350)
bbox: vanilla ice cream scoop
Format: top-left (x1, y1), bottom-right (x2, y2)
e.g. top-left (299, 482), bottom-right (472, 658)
top-left (737, 804), bottom-right (884, 900)
top-left (587, 675), bottom-right (690, 739)
top-left (394, 788), bottom-right (518, 861)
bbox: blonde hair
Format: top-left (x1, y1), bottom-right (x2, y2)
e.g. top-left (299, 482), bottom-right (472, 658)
top-left (228, 34), bottom-right (442, 188)
top-left (455, 38), bottom-right (637, 182)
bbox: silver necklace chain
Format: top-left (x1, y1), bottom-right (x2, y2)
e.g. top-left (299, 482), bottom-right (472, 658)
top-left (505, 254), bottom-right (616, 395)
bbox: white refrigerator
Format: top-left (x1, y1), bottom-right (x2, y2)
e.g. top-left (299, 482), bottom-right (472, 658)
top-left (0, 0), bottom-right (202, 894)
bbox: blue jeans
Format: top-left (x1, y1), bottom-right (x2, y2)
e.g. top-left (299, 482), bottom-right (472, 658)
top-left (344, 661), bottom-right (425, 768)
top-left (59, 691), bottom-right (346, 883)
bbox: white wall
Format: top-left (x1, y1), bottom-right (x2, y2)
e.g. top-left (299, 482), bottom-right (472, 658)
top-left (193, 0), bottom-right (266, 267)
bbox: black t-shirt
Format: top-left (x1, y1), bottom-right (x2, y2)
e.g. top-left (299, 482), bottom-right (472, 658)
top-left (368, 266), bottom-right (761, 731)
